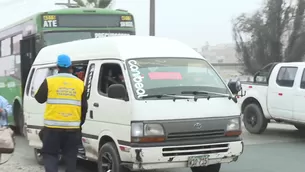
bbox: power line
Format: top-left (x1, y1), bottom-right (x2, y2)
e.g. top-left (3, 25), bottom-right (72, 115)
top-left (149, 0), bottom-right (155, 36)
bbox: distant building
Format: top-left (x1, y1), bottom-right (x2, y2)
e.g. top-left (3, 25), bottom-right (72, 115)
top-left (199, 43), bottom-right (238, 63)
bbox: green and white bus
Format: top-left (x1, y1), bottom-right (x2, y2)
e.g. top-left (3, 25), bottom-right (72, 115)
top-left (0, 8), bottom-right (135, 135)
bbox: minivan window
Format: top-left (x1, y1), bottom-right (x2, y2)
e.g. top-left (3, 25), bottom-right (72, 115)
top-left (126, 58), bottom-right (229, 99)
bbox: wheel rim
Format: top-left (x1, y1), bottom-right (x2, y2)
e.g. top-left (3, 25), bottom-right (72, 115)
top-left (245, 109), bottom-right (257, 127)
top-left (100, 152), bottom-right (113, 172)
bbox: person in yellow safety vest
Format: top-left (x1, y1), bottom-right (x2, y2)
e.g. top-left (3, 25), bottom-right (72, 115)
top-left (34, 54), bottom-right (88, 172)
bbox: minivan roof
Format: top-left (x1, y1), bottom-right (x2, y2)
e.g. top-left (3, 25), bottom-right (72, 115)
top-left (33, 36), bottom-right (204, 66)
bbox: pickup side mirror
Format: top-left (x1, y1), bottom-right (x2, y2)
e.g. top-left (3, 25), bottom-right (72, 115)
top-left (108, 84), bottom-right (129, 101)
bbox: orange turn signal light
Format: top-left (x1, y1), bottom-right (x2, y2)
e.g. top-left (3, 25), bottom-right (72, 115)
top-left (131, 137), bottom-right (165, 143)
top-left (225, 130), bottom-right (242, 136)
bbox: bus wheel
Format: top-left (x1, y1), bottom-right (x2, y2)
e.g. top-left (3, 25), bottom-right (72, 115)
top-left (16, 106), bottom-right (25, 136)
top-left (13, 104), bottom-right (24, 136)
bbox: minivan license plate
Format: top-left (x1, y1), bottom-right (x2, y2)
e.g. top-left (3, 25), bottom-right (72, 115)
top-left (187, 155), bottom-right (209, 167)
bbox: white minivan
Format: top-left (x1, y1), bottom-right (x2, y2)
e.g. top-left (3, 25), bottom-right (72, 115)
top-left (24, 36), bottom-right (244, 172)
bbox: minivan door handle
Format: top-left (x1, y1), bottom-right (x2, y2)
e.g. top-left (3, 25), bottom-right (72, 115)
top-left (93, 102), bottom-right (99, 107)
top-left (89, 110), bottom-right (93, 119)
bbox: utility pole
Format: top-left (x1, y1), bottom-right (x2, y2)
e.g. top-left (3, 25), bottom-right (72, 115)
top-left (149, 0), bottom-right (155, 36)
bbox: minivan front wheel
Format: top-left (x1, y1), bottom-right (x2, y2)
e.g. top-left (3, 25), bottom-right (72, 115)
top-left (98, 142), bottom-right (129, 172)
top-left (191, 163), bottom-right (221, 172)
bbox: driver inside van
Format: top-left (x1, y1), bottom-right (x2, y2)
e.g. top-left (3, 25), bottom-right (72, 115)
top-left (106, 69), bottom-right (125, 85)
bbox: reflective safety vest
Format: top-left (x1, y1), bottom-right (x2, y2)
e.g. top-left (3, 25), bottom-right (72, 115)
top-left (44, 73), bottom-right (84, 129)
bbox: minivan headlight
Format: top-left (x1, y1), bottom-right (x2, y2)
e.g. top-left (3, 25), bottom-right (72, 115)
top-left (226, 118), bottom-right (240, 131)
top-left (225, 117), bottom-right (242, 136)
top-left (131, 122), bottom-right (165, 143)
top-left (144, 124), bottom-right (165, 136)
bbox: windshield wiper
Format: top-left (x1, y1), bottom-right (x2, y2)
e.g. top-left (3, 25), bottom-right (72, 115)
top-left (140, 94), bottom-right (191, 102)
top-left (181, 91), bottom-right (237, 103)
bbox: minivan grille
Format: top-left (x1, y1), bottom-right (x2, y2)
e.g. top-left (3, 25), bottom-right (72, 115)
top-left (167, 129), bottom-right (225, 141)
top-left (162, 143), bottom-right (229, 156)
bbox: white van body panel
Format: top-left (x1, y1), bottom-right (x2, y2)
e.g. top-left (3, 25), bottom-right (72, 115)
top-left (33, 36), bottom-right (203, 66)
top-left (131, 98), bottom-right (239, 121)
top-left (25, 36), bottom-right (243, 171)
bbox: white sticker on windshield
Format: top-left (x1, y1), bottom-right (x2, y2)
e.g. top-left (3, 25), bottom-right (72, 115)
top-left (94, 33), bottom-right (130, 38)
top-left (128, 60), bottom-right (148, 98)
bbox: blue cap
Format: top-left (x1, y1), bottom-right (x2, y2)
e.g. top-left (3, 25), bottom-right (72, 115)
top-left (57, 54), bottom-right (72, 68)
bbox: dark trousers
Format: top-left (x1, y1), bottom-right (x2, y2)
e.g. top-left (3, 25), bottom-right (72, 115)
top-left (41, 127), bottom-right (80, 172)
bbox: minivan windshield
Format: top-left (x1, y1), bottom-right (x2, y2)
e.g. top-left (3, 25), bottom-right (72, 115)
top-left (126, 58), bottom-right (230, 99)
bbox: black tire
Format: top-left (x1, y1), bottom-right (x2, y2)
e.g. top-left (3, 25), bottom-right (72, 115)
top-left (191, 164), bottom-right (221, 172)
top-left (243, 103), bottom-right (268, 134)
top-left (97, 142), bottom-right (130, 172)
top-left (13, 105), bottom-right (25, 136)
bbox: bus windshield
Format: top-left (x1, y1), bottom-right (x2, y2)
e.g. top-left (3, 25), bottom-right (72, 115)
top-left (43, 31), bottom-right (134, 46)
top-left (126, 58), bottom-right (230, 99)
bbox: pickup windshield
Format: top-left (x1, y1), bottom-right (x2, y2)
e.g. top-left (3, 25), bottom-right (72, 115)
top-left (126, 58), bottom-right (230, 99)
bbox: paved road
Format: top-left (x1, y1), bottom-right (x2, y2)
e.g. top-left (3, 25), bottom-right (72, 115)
top-left (1, 123), bottom-right (304, 172)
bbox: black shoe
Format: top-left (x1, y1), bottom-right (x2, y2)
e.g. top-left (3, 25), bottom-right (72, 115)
top-left (77, 147), bottom-right (88, 160)
top-left (77, 153), bottom-right (88, 160)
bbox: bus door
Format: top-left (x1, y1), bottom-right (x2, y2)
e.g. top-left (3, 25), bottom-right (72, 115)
top-left (20, 35), bottom-right (36, 96)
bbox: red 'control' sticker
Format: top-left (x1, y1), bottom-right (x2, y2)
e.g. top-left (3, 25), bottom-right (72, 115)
top-left (148, 72), bottom-right (182, 80)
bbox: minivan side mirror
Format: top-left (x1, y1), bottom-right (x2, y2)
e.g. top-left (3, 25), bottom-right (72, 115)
top-left (108, 84), bottom-right (128, 101)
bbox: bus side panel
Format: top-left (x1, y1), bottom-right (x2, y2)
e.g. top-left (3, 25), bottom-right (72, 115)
top-left (0, 55), bottom-right (22, 125)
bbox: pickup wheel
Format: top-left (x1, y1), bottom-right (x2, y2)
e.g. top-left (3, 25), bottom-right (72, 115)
top-left (243, 103), bottom-right (268, 134)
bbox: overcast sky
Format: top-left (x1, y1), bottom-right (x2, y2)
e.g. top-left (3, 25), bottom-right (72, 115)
top-left (0, 0), bottom-right (263, 47)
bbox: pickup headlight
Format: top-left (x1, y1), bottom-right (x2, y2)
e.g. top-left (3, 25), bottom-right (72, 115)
top-left (225, 117), bottom-right (242, 136)
top-left (131, 122), bottom-right (165, 143)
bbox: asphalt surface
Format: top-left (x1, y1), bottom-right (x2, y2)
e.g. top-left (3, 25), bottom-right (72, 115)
top-left (1, 122), bottom-right (304, 172)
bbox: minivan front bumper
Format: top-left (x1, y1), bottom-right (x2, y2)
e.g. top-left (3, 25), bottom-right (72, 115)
top-left (123, 141), bottom-right (244, 171)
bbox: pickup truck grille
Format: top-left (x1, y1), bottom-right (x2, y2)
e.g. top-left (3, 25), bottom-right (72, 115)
top-left (167, 129), bottom-right (225, 141)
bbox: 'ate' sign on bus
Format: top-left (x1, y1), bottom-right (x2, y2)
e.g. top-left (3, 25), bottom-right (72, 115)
top-left (43, 15), bottom-right (58, 28)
